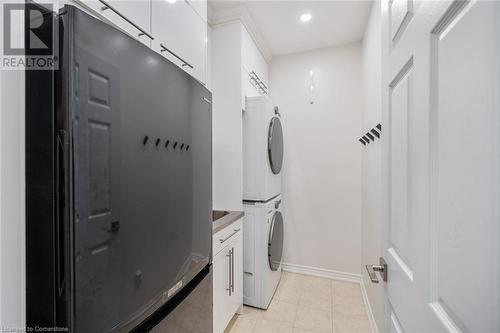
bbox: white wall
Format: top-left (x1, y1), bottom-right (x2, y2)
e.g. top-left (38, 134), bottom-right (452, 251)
top-left (206, 25), bottom-right (213, 91)
top-left (270, 44), bottom-right (363, 275)
top-left (360, 2), bottom-right (384, 331)
top-left (0, 17), bottom-right (26, 327)
top-left (211, 22), bottom-right (243, 211)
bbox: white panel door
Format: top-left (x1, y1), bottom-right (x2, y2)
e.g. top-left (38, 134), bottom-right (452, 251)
top-left (381, 0), bottom-right (499, 332)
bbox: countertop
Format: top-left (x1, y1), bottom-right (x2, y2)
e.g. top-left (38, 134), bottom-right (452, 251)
top-left (212, 210), bottom-right (244, 235)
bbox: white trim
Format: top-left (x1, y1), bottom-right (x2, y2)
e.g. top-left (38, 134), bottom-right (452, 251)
top-left (208, 5), bottom-right (272, 62)
top-left (387, 247), bottom-right (414, 282)
top-left (281, 262), bottom-right (361, 284)
top-left (360, 278), bottom-right (380, 333)
top-left (429, 302), bottom-right (462, 333)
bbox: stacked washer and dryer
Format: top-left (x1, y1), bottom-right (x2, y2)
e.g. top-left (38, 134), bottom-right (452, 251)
top-left (242, 96), bottom-right (284, 309)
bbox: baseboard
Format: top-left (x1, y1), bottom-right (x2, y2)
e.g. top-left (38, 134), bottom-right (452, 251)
top-left (281, 262), bottom-right (361, 284)
top-left (360, 278), bottom-right (379, 333)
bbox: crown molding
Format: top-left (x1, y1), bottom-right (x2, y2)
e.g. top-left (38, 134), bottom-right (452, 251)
top-left (208, 5), bottom-right (273, 62)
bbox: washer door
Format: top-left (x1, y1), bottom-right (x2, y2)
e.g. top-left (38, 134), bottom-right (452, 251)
top-left (268, 211), bottom-right (284, 271)
top-left (268, 117), bottom-right (283, 175)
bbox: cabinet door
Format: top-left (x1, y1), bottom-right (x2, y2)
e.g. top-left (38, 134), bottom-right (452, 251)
top-left (241, 27), bottom-right (268, 87)
top-left (213, 246), bottom-right (233, 333)
top-left (231, 235), bottom-right (243, 314)
top-left (187, 0), bottom-right (207, 22)
top-left (80, 0), bottom-right (152, 47)
top-left (151, 0), bottom-right (207, 84)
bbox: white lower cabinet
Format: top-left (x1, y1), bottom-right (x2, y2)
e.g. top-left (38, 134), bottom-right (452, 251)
top-left (213, 222), bottom-right (243, 333)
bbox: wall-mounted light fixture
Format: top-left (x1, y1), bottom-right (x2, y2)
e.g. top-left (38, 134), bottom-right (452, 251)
top-left (309, 70), bottom-right (315, 104)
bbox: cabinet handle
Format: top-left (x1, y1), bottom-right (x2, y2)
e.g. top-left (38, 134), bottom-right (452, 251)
top-left (231, 247), bottom-right (235, 293)
top-left (226, 249), bottom-right (232, 296)
top-left (99, 0), bottom-right (154, 40)
top-left (159, 43), bottom-right (194, 69)
top-left (219, 228), bottom-right (240, 244)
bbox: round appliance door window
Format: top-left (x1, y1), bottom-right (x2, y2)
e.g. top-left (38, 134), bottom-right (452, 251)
top-left (268, 211), bottom-right (284, 271)
top-left (268, 117), bottom-right (284, 175)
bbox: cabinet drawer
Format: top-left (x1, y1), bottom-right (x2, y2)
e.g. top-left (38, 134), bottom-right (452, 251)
top-left (213, 218), bottom-right (242, 257)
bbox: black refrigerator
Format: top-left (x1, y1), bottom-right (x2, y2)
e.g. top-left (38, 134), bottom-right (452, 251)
top-left (26, 4), bottom-right (213, 332)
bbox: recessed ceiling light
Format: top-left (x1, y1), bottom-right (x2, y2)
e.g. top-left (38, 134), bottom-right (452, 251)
top-left (300, 13), bottom-right (312, 23)
top-left (166, 0), bottom-right (177, 3)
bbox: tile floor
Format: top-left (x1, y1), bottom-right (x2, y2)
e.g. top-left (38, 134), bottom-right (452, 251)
top-left (225, 272), bottom-right (371, 333)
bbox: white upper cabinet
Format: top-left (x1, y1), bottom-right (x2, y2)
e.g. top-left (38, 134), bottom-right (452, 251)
top-left (78, 0), bottom-right (208, 85)
top-left (241, 28), bottom-right (268, 87)
top-left (240, 27), bottom-right (268, 100)
top-left (104, 0), bottom-right (150, 32)
top-left (186, 0), bottom-right (207, 22)
top-left (80, 0), bottom-right (152, 47)
top-left (152, 0), bottom-right (207, 85)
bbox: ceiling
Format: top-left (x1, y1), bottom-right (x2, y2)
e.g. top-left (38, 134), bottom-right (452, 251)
top-left (208, 1), bottom-right (373, 59)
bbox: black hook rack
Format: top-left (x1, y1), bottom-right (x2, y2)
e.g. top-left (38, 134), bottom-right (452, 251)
top-left (359, 123), bottom-right (382, 146)
top-left (141, 136), bottom-right (190, 153)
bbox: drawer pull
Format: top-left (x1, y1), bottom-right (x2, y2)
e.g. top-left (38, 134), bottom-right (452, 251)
top-left (219, 228), bottom-right (241, 244)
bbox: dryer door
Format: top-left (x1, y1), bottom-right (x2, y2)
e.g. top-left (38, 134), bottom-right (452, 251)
top-left (268, 211), bottom-right (284, 271)
top-left (268, 117), bottom-right (283, 175)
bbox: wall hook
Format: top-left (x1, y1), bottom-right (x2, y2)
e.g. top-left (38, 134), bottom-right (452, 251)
top-left (143, 136), bottom-right (149, 145)
top-left (155, 138), bottom-right (161, 147)
top-left (180, 143), bottom-right (184, 150)
top-left (186, 145), bottom-right (190, 151)
top-left (359, 138), bottom-right (366, 146)
top-left (165, 140), bottom-right (170, 148)
top-left (362, 135), bottom-right (369, 144)
top-left (376, 123), bottom-right (382, 131)
top-left (173, 142), bottom-right (178, 149)
top-left (370, 128), bottom-right (380, 138)
top-left (366, 132), bottom-right (374, 141)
